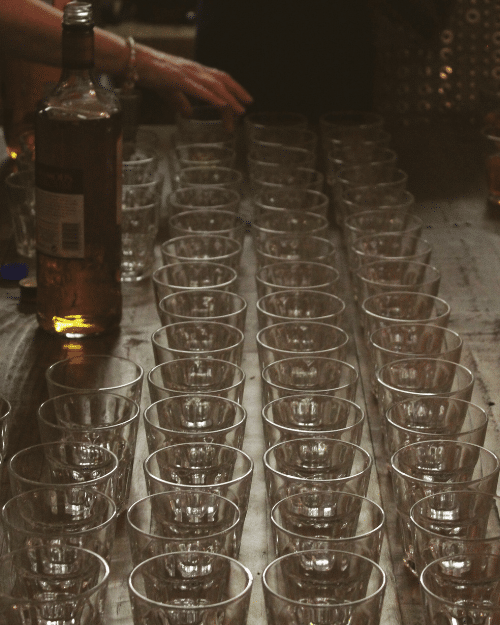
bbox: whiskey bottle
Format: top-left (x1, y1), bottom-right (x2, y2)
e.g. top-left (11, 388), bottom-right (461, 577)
top-left (35, 0), bottom-right (122, 336)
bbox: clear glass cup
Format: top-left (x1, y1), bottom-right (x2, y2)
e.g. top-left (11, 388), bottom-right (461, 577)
top-left (263, 549), bottom-right (386, 625)
top-left (122, 142), bottom-right (160, 185)
top-left (271, 491), bottom-right (385, 562)
top-left (262, 394), bottom-right (365, 448)
top-left (384, 396), bottom-right (488, 457)
top-left (173, 166), bottom-right (243, 192)
top-left (411, 490), bottom-right (500, 576)
top-left (376, 357), bottom-right (475, 418)
top-left (147, 358), bottom-right (246, 404)
top-left (261, 356), bottom-right (358, 404)
top-left (361, 291), bottom-right (451, 341)
top-left (160, 234), bottom-right (243, 271)
top-left (421, 553), bottom-right (500, 624)
top-left (45, 354), bottom-right (144, 404)
top-left (37, 391), bottom-right (140, 514)
top-left (251, 210), bottom-right (328, 247)
top-left (390, 440), bottom-right (500, 574)
top-left (0, 395), bottom-right (12, 464)
top-left (4, 169), bottom-right (36, 258)
top-left (256, 289), bottom-right (345, 329)
top-left (253, 187), bottom-right (328, 219)
top-left (249, 125), bottom-right (317, 151)
top-left (248, 144), bottom-right (316, 176)
top-left (256, 321), bottom-right (349, 370)
top-left (0, 545), bottom-right (109, 624)
top-left (349, 233), bottom-right (432, 273)
top-left (168, 209), bottom-right (248, 245)
top-left (174, 143), bottom-right (236, 169)
top-left (254, 233), bottom-right (336, 269)
top-left (2, 487), bottom-right (117, 562)
top-left (151, 321), bottom-right (245, 366)
top-left (244, 111), bottom-right (308, 143)
top-left (126, 490), bottom-right (241, 565)
top-left (128, 551), bottom-right (252, 625)
top-left (143, 394), bottom-right (247, 452)
top-left (355, 259), bottom-right (441, 303)
top-left (343, 207), bottom-right (422, 248)
top-left (255, 261), bottom-right (340, 298)
top-left (341, 187), bottom-right (415, 220)
top-left (249, 164), bottom-right (324, 197)
top-left (263, 438), bottom-right (372, 509)
top-left (143, 442), bottom-right (254, 532)
top-left (152, 261), bottom-right (238, 310)
top-left (122, 178), bottom-right (163, 282)
top-left (167, 186), bottom-right (241, 217)
top-left (8, 441), bottom-right (119, 500)
top-left (158, 290), bottom-right (247, 333)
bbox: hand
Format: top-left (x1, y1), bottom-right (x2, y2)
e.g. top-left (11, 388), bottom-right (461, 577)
top-left (136, 45), bottom-right (253, 130)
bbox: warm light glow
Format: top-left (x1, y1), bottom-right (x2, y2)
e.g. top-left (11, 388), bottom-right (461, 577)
top-left (65, 342), bottom-right (84, 351)
top-left (52, 315), bottom-right (93, 335)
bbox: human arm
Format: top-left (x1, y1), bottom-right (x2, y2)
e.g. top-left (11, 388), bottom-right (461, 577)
top-left (0, 0), bottom-right (252, 127)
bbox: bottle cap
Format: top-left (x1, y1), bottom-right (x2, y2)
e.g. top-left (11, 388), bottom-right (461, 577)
top-left (19, 276), bottom-right (37, 305)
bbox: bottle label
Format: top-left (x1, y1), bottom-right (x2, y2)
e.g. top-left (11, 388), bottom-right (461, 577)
top-left (36, 163), bottom-right (85, 258)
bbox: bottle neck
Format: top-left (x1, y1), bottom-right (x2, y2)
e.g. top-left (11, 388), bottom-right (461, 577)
top-left (62, 25), bottom-right (94, 70)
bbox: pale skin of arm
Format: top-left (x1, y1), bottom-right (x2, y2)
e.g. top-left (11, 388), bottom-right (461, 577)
top-left (0, 0), bottom-right (252, 129)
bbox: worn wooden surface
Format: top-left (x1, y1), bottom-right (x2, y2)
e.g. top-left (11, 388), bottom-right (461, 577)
top-left (1, 119), bottom-right (500, 624)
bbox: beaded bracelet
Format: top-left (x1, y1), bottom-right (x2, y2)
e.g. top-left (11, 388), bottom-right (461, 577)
top-left (123, 36), bottom-right (139, 92)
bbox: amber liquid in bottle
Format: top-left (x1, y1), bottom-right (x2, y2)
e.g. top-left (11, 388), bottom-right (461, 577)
top-left (35, 1), bottom-right (122, 337)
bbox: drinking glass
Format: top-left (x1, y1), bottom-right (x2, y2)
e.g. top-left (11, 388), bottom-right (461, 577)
top-left (158, 290), bottom-right (247, 333)
top-left (128, 551), bottom-right (252, 625)
top-left (271, 491), bottom-right (385, 562)
top-left (411, 490), bottom-right (500, 576)
top-left (255, 261), bottom-right (340, 298)
top-left (0, 395), bottom-right (12, 464)
top-left (256, 321), bottom-right (349, 370)
top-left (261, 356), bottom-right (358, 404)
top-left (390, 440), bottom-right (500, 574)
top-left (174, 143), bottom-right (236, 169)
top-left (144, 442), bottom-right (254, 529)
top-left (262, 394), bottom-right (365, 448)
top-left (160, 234), bottom-right (243, 270)
top-left (37, 391), bottom-right (140, 513)
top-left (168, 209), bottom-right (247, 244)
top-left (8, 441), bottom-right (119, 500)
top-left (254, 233), bottom-right (336, 269)
top-left (147, 358), bottom-right (246, 404)
top-left (253, 187), bottom-right (328, 219)
top-left (0, 545), bottom-right (109, 625)
top-left (376, 357), bottom-right (475, 418)
top-left (355, 259), bottom-right (441, 303)
top-left (245, 111), bottom-right (308, 143)
top-left (361, 291), bottom-right (451, 340)
top-left (167, 186), bottom-right (240, 217)
top-left (251, 210), bottom-right (329, 246)
top-left (143, 394), bottom-right (247, 452)
top-left (343, 208), bottom-right (422, 248)
top-left (126, 491), bottom-right (241, 565)
top-left (341, 187), bottom-right (415, 221)
top-left (263, 549), bottom-right (386, 625)
top-left (122, 142), bottom-right (160, 185)
top-left (421, 553), bottom-right (500, 624)
top-left (256, 289), bottom-right (345, 329)
top-left (349, 233), bottom-right (432, 272)
top-left (45, 354), bottom-right (144, 404)
top-left (384, 396), bottom-right (488, 456)
top-left (152, 261), bottom-right (238, 309)
top-left (173, 166), bottom-right (243, 192)
top-left (151, 321), bottom-right (245, 366)
top-left (263, 438), bottom-right (372, 508)
top-left (2, 487), bottom-right (117, 561)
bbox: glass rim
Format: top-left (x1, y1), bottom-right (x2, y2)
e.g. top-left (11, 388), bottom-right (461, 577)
top-left (256, 321), bottom-right (349, 355)
top-left (263, 437), bottom-right (372, 481)
top-left (262, 356), bottom-right (358, 393)
top-left (410, 489), bottom-right (500, 541)
top-left (262, 548), bottom-right (386, 606)
top-left (144, 393), bottom-right (247, 435)
top-left (0, 545), bottom-right (110, 604)
top-left (158, 290), bottom-right (247, 321)
top-left (147, 357), bottom-right (246, 395)
top-left (45, 354), bottom-right (144, 394)
top-left (369, 323), bottom-right (462, 353)
top-left (270, 491), bottom-right (385, 542)
top-left (128, 550), bottom-right (253, 608)
top-left (390, 439), bottom-right (500, 485)
top-left (256, 289), bottom-right (346, 323)
top-left (38, 391), bottom-right (140, 432)
top-left (2, 486), bottom-right (117, 537)
top-left (361, 290), bottom-right (450, 320)
top-left (126, 489), bottom-right (241, 541)
top-left (420, 552), bottom-right (500, 608)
